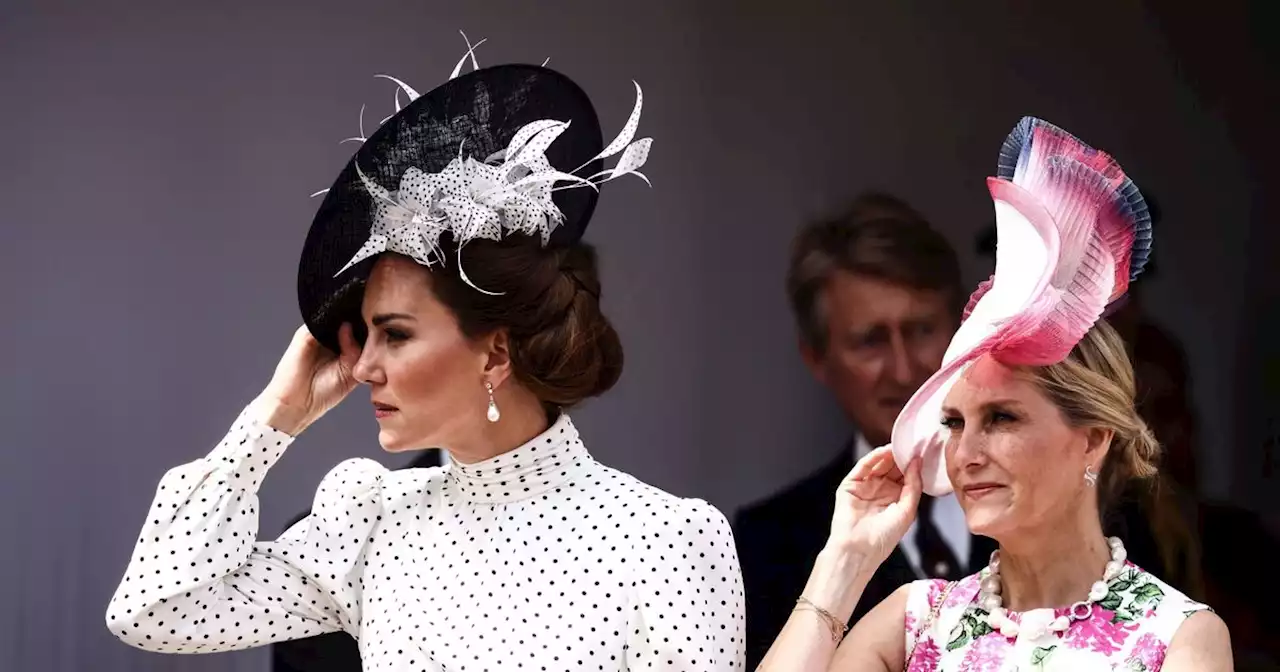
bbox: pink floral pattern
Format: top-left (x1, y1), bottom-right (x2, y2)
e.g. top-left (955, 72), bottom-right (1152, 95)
top-left (945, 575), bottom-right (981, 608)
top-left (926, 580), bottom-right (945, 609)
top-left (1062, 604), bottom-right (1139, 654)
top-left (907, 639), bottom-right (942, 672)
top-left (957, 634), bottom-right (1010, 672)
top-left (1125, 632), bottom-right (1168, 671)
top-left (902, 562), bottom-right (1208, 671)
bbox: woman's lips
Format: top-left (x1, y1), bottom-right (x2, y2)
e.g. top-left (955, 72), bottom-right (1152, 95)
top-left (962, 483), bottom-right (1005, 499)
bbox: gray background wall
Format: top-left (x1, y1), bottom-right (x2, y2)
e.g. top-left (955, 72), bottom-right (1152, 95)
top-left (1, 1), bottom-right (1269, 670)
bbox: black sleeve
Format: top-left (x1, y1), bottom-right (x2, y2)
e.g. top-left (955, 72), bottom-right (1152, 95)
top-left (735, 507), bottom-right (798, 671)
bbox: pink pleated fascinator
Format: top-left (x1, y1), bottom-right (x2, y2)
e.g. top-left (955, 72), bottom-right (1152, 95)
top-left (891, 116), bottom-right (1152, 495)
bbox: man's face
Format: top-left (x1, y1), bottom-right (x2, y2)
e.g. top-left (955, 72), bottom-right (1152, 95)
top-left (802, 271), bottom-right (956, 446)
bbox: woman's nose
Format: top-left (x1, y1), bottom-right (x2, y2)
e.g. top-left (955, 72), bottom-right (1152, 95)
top-left (951, 427), bottom-right (985, 466)
top-left (352, 347), bottom-right (383, 385)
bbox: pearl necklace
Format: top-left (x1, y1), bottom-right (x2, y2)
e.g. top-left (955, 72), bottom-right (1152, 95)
top-left (978, 536), bottom-right (1127, 640)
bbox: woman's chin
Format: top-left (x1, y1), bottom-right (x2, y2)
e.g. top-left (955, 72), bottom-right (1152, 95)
top-left (377, 429), bottom-right (414, 453)
top-left (963, 505), bottom-right (1012, 538)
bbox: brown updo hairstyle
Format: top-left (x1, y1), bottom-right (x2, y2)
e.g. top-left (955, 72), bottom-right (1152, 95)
top-left (425, 231), bottom-right (623, 413)
top-left (1020, 319), bottom-right (1160, 511)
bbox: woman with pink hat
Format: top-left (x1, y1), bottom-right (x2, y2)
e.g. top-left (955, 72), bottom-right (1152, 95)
top-left (756, 118), bottom-right (1232, 671)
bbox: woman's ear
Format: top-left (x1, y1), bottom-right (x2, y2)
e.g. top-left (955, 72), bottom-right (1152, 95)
top-left (481, 329), bottom-right (514, 387)
top-left (1083, 426), bottom-right (1115, 467)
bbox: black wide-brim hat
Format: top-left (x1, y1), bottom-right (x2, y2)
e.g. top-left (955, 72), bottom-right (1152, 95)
top-left (298, 64), bottom-right (605, 353)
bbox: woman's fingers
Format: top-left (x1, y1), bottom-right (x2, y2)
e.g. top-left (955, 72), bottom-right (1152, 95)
top-left (337, 322), bottom-right (361, 368)
top-left (881, 453), bottom-right (906, 485)
top-left (850, 445), bottom-right (907, 485)
top-left (850, 446), bottom-right (892, 480)
top-left (897, 457), bottom-right (923, 511)
top-left (850, 476), bottom-right (894, 501)
top-left (843, 446), bottom-right (918, 509)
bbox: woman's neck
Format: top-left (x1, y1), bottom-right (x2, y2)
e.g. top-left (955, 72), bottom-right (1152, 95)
top-left (995, 511), bottom-right (1111, 612)
top-left (447, 395), bottom-right (551, 465)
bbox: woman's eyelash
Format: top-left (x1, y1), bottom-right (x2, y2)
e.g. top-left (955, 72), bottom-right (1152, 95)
top-left (940, 412), bottom-right (1017, 429)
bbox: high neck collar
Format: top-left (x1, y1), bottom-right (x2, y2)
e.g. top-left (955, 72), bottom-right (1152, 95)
top-left (444, 413), bottom-right (592, 504)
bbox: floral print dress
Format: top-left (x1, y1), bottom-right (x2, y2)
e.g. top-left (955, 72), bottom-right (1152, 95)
top-left (903, 562), bottom-right (1209, 671)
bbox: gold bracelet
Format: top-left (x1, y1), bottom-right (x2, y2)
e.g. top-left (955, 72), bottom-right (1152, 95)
top-left (794, 596), bottom-right (848, 643)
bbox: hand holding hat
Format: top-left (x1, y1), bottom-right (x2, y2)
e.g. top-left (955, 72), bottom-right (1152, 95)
top-left (826, 446), bottom-right (926, 570)
top-left (251, 323), bottom-right (363, 436)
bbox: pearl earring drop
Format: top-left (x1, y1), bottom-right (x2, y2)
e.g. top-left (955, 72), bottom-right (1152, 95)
top-left (485, 381), bottom-right (500, 423)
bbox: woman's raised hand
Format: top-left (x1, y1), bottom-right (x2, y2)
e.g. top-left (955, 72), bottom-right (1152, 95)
top-left (827, 446), bottom-right (923, 566)
top-left (252, 323), bottom-right (362, 436)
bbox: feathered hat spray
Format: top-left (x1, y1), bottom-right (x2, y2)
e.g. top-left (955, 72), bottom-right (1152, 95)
top-left (296, 34), bottom-right (653, 353)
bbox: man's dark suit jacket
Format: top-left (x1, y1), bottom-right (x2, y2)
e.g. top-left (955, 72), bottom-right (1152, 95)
top-left (271, 450), bottom-right (441, 672)
top-left (733, 445), bottom-right (996, 669)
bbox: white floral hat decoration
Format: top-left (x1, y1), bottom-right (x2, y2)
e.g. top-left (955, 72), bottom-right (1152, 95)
top-left (297, 35), bottom-right (652, 352)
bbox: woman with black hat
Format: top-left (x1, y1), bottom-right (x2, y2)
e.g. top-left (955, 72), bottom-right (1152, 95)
top-left (104, 46), bottom-right (744, 671)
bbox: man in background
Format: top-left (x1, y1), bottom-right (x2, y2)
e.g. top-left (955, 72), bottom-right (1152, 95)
top-left (734, 192), bottom-right (995, 668)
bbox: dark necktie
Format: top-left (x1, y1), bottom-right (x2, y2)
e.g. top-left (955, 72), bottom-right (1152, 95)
top-left (916, 494), bottom-right (963, 580)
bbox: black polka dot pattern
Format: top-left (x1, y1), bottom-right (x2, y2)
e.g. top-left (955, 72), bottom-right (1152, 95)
top-left (106, 409), bottom-right (746, 670)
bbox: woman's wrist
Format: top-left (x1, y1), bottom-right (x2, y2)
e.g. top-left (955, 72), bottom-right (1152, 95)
top-left (249, 394), bottom-right (309, 437)
top-left (800, 543), bottom-right (877, 622)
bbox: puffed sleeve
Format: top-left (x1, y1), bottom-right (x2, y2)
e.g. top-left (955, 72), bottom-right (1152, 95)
top-left (104, 405), bottom-right (387, 654)
top-left (625, 498), bottom-right (746, 670)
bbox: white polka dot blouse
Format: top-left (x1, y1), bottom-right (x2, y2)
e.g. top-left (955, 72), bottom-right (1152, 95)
top-left (105, 407), bottom-right (746, 670)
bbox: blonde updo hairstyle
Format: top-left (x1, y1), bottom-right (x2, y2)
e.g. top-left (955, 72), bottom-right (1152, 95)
top-left (1020, 319), bottom-right (1161, 511)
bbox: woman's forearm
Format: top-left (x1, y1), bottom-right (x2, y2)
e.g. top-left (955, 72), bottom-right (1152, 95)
top-left (755, 545), bottom-right (875, 671)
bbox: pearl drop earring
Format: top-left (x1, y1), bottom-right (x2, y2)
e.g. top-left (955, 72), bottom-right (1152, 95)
top-left (485, 381), bottom-right (501, 423)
